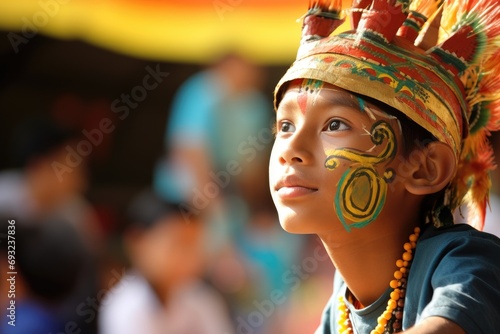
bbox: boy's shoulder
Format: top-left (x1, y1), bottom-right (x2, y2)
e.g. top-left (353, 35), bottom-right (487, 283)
top-left (415, 223), bottom-right (500, 267)
top-left (420, 223), bottom-right (500, 244)
top-left (408, 223), bottom-right (500, 333)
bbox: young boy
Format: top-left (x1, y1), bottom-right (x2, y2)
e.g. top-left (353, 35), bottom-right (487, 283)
top-left (99, 189), bottom-right (234, 334)
top-left (269, 0), bottom-right (500, 333)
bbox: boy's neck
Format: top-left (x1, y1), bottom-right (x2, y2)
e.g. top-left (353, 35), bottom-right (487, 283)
top-left (318, 217), bottom-right (419, 306)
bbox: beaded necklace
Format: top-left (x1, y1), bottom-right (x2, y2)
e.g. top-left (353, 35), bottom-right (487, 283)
top-left (337, 227), bottom-right (421, 334)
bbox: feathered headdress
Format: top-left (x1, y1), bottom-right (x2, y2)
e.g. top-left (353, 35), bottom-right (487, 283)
top-left (275, 0), bottom-right (500, 230)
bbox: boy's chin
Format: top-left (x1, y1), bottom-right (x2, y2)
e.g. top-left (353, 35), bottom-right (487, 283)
top-left (278, 217), bottom-right (322, 235)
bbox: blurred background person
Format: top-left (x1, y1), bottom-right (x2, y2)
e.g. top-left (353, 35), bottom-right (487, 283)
top-left (0, 217), bottom-right (87, 334)
top-left (153, 51), bottom-right (309, 334)
top-left (0, 116), bottom-right (103, 249)
top-left (153, 51), bottom-right (270, 206)
top-left (99, 188), bottom-right (234, 334)
top-left (0, 116), bottom-right (103, 334)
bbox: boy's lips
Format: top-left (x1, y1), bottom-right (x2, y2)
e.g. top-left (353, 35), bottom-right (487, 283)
top-left (275, 175), bottom-right (318, 199)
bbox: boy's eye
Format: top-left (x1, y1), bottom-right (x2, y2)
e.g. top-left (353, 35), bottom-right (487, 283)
top-left (279, 121), bottom-right (296, 133)
top-left (325, 119), bottom-right (350, 132)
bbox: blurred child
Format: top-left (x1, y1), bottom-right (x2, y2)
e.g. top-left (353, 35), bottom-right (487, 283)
top-left (0, 218), bottom-right (86, 333)
top-left (0, 116), bottom-right (101, 333)
top-left (99, 189), bottom-right (234, 334)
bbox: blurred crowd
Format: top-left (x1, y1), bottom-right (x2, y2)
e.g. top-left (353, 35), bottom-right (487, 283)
top-left (0, 53), bottom-right (334, 334)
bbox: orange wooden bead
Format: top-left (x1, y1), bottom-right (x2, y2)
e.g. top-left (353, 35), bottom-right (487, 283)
top-left (388, 299), bottom-right (397, 309)
top-left (403, 252), bottom-right (413, 261)
top-left (390, 291), bottom-right (400, 301)
top-left (337, 228), bottom-right (420, 334)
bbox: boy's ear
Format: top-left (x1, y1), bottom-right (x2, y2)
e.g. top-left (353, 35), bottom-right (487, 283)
top-left (404, 142), bottom-right (456, 196)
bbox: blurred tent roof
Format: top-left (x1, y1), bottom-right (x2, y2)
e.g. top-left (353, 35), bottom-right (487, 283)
top-left (0, 0), bottom-right (349, 65)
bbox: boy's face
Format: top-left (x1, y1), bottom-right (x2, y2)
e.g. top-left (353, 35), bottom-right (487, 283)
top-left (269, 79), bottom-right (405, 234)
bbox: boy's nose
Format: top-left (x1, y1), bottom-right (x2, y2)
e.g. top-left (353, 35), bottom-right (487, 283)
top-left (279, 154), bottom-right (303, 165)
top-left (278, 132), bottom-right (313, 166)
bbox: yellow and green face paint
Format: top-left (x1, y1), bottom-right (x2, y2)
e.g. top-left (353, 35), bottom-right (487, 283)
top-left (325, 104), bottom-right (398, 232)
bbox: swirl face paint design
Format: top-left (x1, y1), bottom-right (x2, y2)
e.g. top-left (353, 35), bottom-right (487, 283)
top-left (325, 120), bottom-right (397, 232)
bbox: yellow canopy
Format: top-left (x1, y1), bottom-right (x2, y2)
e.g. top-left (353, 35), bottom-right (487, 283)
top-left (0, 0), bottom-right (349, 64)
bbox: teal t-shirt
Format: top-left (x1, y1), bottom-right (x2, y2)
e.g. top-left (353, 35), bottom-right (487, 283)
top-left (317, 224), bottom-right (500, 333)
